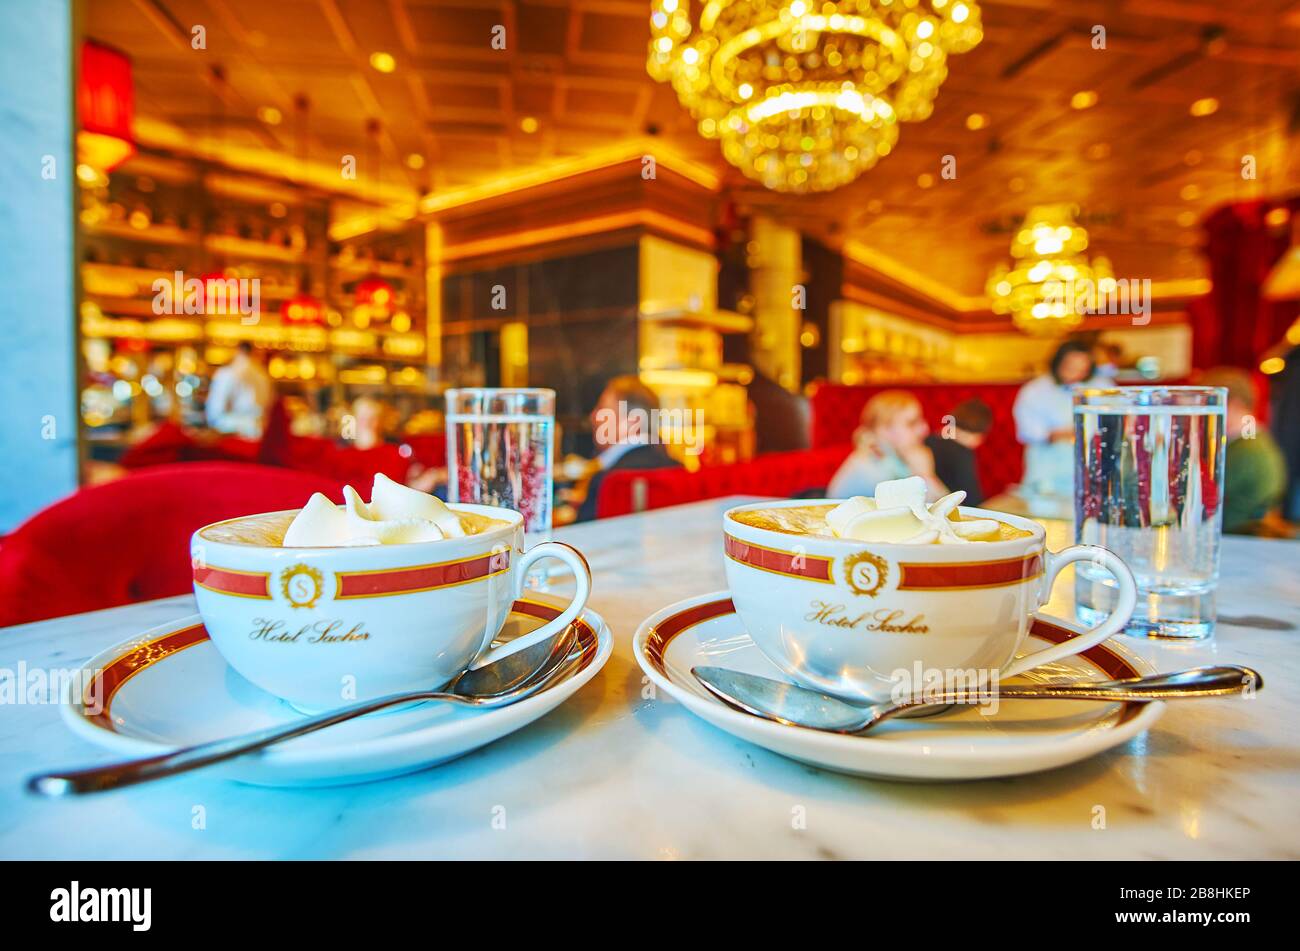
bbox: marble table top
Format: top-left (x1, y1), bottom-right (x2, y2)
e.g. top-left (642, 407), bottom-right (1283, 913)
top-left (2, 498), bottom-right (1297, 859)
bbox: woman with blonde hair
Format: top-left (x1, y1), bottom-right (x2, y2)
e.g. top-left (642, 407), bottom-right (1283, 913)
top-left (827, 390), bottom-right (949, 500)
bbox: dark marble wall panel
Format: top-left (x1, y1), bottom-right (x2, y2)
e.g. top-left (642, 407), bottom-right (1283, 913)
top-left (441, 244), bottom-right (641, 453)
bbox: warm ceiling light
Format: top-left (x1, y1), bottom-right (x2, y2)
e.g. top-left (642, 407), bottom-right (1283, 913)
top-left (1008, 177), bottom-right (1025, 193)
top-left (1184, 149), bottom-right (1203, 165)
top-left (647, 0), bottom-right (983, 193)
top-left (987, 203), bottom-right (1113, 336)
top-left (519, 116), bottom-right (539, 134)
top-left (1070, 90), bottom-right (1098, 110)
top-left (1189, 97), bottom-right (1219, 117)
top-left (257, 106), bottom-right (282, 125)
top-left (369, 51), bottom-right (396, 73)
top-left (917, 173), bottom-right (935, 188)
top-left (1264, 207), bottom-right (1290, 227)
top-left (1085, 142), bottom-right (1110, 160)
top-left (1177, 210), bottom-right (1197, 227)
top-left (1260, 357), bottom-right (1286, 375)
top-left (405, 153), bottom-right (425, 170)
top-left (1180, 183), bottom-right (1201, 200)
top-left (965, 112), bottom-right (989, 130)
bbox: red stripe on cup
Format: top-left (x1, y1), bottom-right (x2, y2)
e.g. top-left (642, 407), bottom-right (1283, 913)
top-left (335, 550), bottom-right (510, 599)
top-left (898, 552), bottom-right (1043, 591)
top-left (193, 566), bottom-right (271, 599)
top-left (724, 535), bottom-right (833, 583)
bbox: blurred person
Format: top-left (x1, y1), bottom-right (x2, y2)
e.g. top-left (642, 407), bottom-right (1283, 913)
top-left (205, 341), bottom-right (274, 437)
top-left (925, 397), bottom-right (993, 505)
top-left (748, 368), bottom-right (811, 454)
top-left (1201, 367), bottom-right (1287, 534)
top-left (575, 375), bottom-right (680, 522)
top-left (348, 395), bottom-right (389, 451)
top-left (828, 390), bottom-right (947, 500)
top-left (1271, 345), bottom-right (1300, 521)
top-left (728, 335), bottom-right (810, 453)
top-left (1092, 341), bottom-right (1123, 382)
top-left (1013, 340), bottom-right (1099, 498)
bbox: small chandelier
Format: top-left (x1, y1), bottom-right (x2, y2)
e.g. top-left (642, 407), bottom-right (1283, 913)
top-left (986, 204), bottom-right (1115, 336)
top-left (647, 0), bottom-right (983, 194)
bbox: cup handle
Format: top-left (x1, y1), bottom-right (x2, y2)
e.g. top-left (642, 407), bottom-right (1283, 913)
top-left (1000, 545), bottom-right (1136, 680)
top-left (469, 542), bottom-right (593, 670)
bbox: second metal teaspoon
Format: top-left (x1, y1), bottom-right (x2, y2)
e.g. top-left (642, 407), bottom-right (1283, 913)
top-left (691, 665), bottom-right (1263, 735)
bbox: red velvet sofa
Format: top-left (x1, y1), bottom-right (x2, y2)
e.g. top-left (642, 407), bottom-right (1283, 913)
top-left (0, 463), bottom-right (345, 627)
top-left (594, 382), bottom-right (1025, 518)
top-left (809, 382), bottom-right (1025, 497)
top-left (595, 445), bottom-right (852, 518)
top-left (117, 420), bottom-right (446, 487)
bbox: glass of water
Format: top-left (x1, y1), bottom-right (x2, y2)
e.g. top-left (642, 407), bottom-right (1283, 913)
top-left (1074, 386), bottom-right (1227, 639)
top-left (445, 388), bottom-right (555, 548)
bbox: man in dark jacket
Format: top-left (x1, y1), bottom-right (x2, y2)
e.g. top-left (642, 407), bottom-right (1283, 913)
top-left (924, 398), bottom-right (993, 505)
top-left (575, 376), bottom-right (681, 522)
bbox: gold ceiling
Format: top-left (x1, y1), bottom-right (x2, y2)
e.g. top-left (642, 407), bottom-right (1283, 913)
top-left (85, 0), bottom-right (1300, 300)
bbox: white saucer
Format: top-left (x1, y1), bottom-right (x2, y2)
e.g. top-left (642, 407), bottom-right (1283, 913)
top-left (634, 591), bottom-right (1165, 782)
top-left (63, 594), bottom-right (612, 787)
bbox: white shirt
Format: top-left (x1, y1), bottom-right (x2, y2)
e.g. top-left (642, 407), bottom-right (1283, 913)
top-left (1013, 373), bottom-right (1094, 445)
top-left (1013, 372), bottom-right (1105, 497)
top-left (206, 357), bottom-right (274, 437)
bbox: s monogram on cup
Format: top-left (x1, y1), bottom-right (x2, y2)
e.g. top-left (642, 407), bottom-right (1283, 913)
top-left (280, 564), bottom-right (324, 609)
top-left (842, 551), bottom-right (888, 597)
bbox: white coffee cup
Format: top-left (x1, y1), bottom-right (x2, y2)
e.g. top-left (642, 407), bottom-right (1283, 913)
top-left (191, 503), bottom-right (590, 712)
top-left (723, 499), bottom-right (1137, 703)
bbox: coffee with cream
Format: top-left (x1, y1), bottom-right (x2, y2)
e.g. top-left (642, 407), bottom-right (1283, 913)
top-left (730, 477), bottom-right (1032, 544)
top-left (199, 473), bottom-right (509, 547)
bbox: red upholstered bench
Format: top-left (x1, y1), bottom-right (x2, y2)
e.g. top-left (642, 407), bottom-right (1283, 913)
top-left (594, 445), bottom-right (851, 518)
top-left (809, 382), bottom-right (1025, 498)
top-left (277, 435), bottom-right (414, 486)
top-left (118, 421), bottom-right (261, 469)
top-left (0, 463), bottom-right (345, 627)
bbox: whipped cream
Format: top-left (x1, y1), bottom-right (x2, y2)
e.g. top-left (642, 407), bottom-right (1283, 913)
top-left (826, 476), bottom-right (1000, 545)
top-left (283, 474), bottom-right (470, 546)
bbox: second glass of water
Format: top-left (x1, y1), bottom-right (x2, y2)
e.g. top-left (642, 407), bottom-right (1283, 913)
top-left (1073, 386), bottom-right (1227, 639)
top-left (445, 388), bottom-right (555, 548)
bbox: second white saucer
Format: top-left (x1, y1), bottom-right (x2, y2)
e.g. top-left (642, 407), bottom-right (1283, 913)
top-left (634, 590), bottom-right (1165, 781)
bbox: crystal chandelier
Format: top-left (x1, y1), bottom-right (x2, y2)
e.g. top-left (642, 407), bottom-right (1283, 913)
top-left (986, 204), bottom-right (1116, 336)
top-left (647, 0), bottom-right (983, 194)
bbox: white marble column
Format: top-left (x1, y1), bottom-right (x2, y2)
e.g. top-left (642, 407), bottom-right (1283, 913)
top-left (0, 0), bottom-right (79, 530)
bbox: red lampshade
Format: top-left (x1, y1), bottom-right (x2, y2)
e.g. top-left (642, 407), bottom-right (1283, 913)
top-left (355, 276), bottom-right (395, 315)
top-left (281, 291), bottom-right (324, 324)
top-left (78, 41), bottom-right (135, 172)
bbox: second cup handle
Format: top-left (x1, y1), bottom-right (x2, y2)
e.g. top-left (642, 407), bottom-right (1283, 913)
top-left (470, 541), bottom-right (593, 670)
top-left (1000, 545), bottom-right (1136, 681)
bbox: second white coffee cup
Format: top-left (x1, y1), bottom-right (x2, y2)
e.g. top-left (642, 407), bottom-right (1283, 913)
top-left (723, 499), bottom-right (1136, 703)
